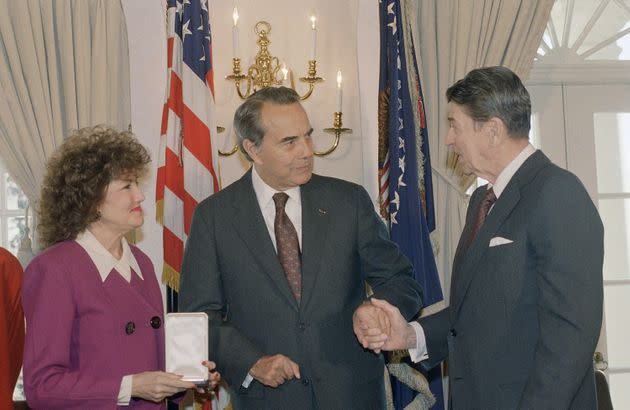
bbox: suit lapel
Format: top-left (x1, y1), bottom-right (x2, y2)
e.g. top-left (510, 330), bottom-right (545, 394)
top-left (299, 178), bottom-right (330, 310)
top-left (231, 170), bottom-right (299, 310)
top-left (451, 184), bottom-right (520, 318)
top-left (451, 151), bottom-right (549, 319)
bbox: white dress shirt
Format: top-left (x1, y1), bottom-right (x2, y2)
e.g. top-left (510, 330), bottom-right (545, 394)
top-left (251, 165), bottom-right (303, 251)
top-left (75, 229), bottom-right (143, 405)
top-left (409, 144), bottom-right (536, 363)
top-left (241, 166), bottom-right (303, 387)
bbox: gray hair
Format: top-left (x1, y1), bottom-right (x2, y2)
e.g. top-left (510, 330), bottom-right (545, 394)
top-left (233, 86), bottom-right (301, 161)
top-left (446, 66), bottom-right (531, 139)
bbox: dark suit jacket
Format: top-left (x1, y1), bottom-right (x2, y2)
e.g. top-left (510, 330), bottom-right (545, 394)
top-left (420, 151), bottom-right (603, 409)
top-left (179, 171), bottom-right (423, 410)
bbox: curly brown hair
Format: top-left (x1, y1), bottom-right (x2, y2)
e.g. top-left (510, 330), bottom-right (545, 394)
top-left (38, 125), bottom-right (151, 248)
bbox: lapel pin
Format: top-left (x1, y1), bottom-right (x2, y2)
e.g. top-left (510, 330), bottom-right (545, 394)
top-left (317, 208), bottom-right (327, 215)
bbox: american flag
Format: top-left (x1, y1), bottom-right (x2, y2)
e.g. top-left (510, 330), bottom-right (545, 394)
top-left (156, 1), bottom-right (227, 408)
top-left (378, 1), bottom-right (444, 409)
top-left (156, 0), bottom-right (220, 292)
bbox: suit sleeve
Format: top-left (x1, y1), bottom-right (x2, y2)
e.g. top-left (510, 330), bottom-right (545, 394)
top-left (417, 308), bottom-right (450, 370)
top-left (355, 186), bottom-right (423, 320)
top-left (22, 257), bottom-right (123, 408)
top-left (518, 172), bottom-right (603, 408)
top-left (179, 202), bottom-right (264, 388)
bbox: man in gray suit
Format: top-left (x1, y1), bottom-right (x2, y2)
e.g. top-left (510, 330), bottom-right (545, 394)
top-left (179, 86), bottom-right (423, 409)
top-left (358, 66), bottom-right (604, 409)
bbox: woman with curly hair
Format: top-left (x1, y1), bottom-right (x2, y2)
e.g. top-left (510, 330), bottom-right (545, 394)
top-left (22, 125), bottom-right (219, 409)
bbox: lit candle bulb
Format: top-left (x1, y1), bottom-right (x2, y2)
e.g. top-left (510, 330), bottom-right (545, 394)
top-left (310, 15), bottom-right (317, 61)
top-left (232, 6), bottom-right (239, 58)
top-left (336, 69), bottom-right (343, 113)
top-left (281, 63), bottom-right (288, 85)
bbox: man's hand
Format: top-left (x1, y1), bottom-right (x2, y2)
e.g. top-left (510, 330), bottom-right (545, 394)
top-left (195, 360), bottom-right (222, 396)
top-left (352, 301), bottom-right (391, 353)
top-left (249, 354), bottom-right (300, 388)
top-left (370, 298), bottom-right (417, 351)
top-left (131, 371), bottom-right (195, 402)
top-left (203, 360), bottom-right (221, 389)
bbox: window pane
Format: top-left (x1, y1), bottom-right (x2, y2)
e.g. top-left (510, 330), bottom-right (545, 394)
top-left (4, 173), bottom-right (28, 210)
top-left (579, 2), bottom-right (630, 60)
top-left (609, 372), bottom-right (630, 409)
top-left (6, 216), bottom-right (27, 255)
top-left (587, 31), bottom-right (630, 60)
top-left (567, 0), bottom-right (601, 47)
top-left (604, 284), bottom-right (630, 367)
top-left (598, 198), bottom-right (630, 280)
top-left (12, 369), bottom-right (24, 401)
top-left (593, 113), bottom-right (630, 194)
top-left (539, 0), bottom-right (630, 63)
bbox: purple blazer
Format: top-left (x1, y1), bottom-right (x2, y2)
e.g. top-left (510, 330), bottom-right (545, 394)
top-left (22, 240), bottom-right (166, 409)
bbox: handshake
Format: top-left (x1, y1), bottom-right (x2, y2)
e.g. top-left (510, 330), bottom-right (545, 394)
top-left (352, 298), bottom-right (418, 353)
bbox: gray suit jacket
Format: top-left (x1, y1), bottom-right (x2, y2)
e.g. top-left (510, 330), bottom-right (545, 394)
top-left (179, 171), bottom-right (423, 409)
top-left (420, 151), bottom-right (603, 409)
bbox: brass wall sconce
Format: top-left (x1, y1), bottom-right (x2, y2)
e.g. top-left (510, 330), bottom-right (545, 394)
top-left (218, 119), bottom-right (352, 157)
top-left (219, 12), bottom-right (351, 157)
top-left (319, 112), bottom-right (352, 156)
top-left (225, 21), bottom-right (322, 100)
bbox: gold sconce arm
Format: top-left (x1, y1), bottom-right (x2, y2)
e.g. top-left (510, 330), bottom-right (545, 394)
top-left (316, 112), bottom-right (351, 156)
top-left (298, 60), bottom-right (323, 100)
top-left (218, 145), bottom-right (239, 156)
top-left (216, 126), bottom-right (240, 156)
top-left (225, 58), bottom-right (252, 99)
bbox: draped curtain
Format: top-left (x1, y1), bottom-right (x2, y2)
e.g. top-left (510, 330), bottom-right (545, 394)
top-left (412, 0), bottom-right (554, 303)
top-left (0, 0), bottom-right (131, 249)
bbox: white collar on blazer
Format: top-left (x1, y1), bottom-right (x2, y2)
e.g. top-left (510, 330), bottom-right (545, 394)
top-left (75, 229), bottom-right (142, 283)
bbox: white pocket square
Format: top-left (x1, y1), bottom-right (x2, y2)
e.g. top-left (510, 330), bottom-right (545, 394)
top-left (489, 236), bottom-right (513, 247)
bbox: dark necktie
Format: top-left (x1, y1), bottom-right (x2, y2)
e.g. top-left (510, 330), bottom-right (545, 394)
top-left (468, 187), bottom-right (496, 244)
top-left (273, 192), bottom-right (302, 302)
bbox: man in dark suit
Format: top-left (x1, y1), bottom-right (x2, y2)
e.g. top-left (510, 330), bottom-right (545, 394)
top-left (179, 86), bottom-right (423, 409)
top-left (358, 66), bottom-right (604, 409)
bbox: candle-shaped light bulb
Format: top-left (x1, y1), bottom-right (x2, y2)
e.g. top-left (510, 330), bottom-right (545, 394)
top-left (310, 16), bottom-right (317, 61)
top-left (281, 63), bottom-right (288, 83)
top-left (232, 7), bottom-right (239, 26)
top-left (232, 6), bottom-right (239, 58)
top-left (336, 69), bottom-right (343, 113)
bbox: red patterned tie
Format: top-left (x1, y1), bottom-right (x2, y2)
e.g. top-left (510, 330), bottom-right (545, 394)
top-left (468, 187), bottom-right (496, 244)
top-left (273, 193), bottom-right (301, 302)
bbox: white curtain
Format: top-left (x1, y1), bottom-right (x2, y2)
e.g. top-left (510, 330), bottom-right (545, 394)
top-left (412, 0), bottom-right (554, 302)
top-left (0, 0), bottom-right (131, 252)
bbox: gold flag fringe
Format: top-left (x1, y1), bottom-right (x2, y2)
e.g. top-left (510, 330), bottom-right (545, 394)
top-left (162, 262), bottom-right (180, 292)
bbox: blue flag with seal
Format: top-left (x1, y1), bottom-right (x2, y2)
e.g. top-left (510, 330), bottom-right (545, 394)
top-left (378, 1), bottom-right (444, 409)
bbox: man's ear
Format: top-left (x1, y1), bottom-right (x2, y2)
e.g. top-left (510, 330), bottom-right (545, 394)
top-left (243, 139), bottom-right (261, 164)
top-left (486, 117), bottom-right (505, 146)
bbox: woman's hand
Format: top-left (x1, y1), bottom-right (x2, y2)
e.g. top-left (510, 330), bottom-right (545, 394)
top-left (131, 371), bottom-right (195, 402)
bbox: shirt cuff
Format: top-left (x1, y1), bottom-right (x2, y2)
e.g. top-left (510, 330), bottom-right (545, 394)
top-left (117, 375), bottom-right (133, 405)
top-left (408, 321), bottom-right (428, 363)
top-left (242, 373), bottom-right (254, 388)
